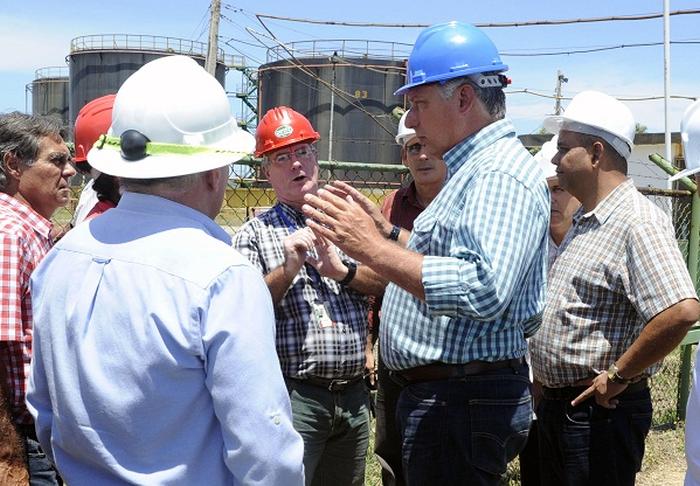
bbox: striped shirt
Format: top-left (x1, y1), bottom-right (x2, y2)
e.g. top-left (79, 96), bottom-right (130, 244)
top-left (380, 119), bottom-right (550, 370)
top-left (530, 179), bottom-right (698, 387)
top-left (233, 203), bottom-right (369, 379)
top-left (0, 192), bottom-right (52, 425)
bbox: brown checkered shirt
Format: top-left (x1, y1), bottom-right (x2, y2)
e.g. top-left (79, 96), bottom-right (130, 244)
top-left (531, 179), bottom-right (697, 387)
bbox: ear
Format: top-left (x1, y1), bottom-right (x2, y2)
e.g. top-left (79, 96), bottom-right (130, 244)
top-left (456, 83), bottom-right (476, 114)
top-left (2, 152), bottom-right (23, 182)
top-left (590, 140), bottom-right (605, 168)
top-left (204, 166), bottom-right (225, 190)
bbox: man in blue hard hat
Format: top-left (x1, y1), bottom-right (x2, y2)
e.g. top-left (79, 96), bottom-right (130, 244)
top-left (301, 21), bottom-right (549, 485)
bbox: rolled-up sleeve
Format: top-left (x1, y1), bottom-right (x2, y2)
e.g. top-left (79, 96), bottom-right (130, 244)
top-left (422, 172), bottom-right (547, 320)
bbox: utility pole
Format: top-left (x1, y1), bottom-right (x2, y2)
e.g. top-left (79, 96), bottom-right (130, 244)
top-left (205, 0), bottom-right (221, 75)
top-left (554, 70), bottom-right (568, 115)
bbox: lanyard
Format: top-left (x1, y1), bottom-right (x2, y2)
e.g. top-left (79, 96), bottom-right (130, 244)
top-left (274, 204), bottom-right (325, 290)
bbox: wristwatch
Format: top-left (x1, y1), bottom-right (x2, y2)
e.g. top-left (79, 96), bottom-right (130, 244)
top-left (607, 363), bottom-right (632, 385)
top-left (339, 261), bottom-right (357, 286)
top-left (388, 225), bottom-right (401, 241)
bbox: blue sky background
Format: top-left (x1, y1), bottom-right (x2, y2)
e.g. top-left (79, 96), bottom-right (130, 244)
top-left (2, 1), bottom-right (699, 135)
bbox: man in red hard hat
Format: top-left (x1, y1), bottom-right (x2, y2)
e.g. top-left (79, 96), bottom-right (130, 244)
top-left (71, 94), bottom-right (116, 225)
top-left (233, 106), bottom-right (384, 486)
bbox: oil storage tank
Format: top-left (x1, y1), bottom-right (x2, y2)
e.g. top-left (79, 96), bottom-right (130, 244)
top-left (68, 34), bottom-right (239, 126)
top-left (31, 67), bottom-right (69, 127)
top-left (258, 40), bottom-right (409, 167)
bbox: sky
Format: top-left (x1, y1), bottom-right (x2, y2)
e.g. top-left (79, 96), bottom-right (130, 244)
top-left (2, 0), bottom-right (699, 135)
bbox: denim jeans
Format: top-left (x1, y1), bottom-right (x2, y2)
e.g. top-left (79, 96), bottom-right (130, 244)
top-left (24, 437), bottom-right (62, 486)
top-left (285, 378), bottom-right (370, 486)
top-left (396, 363), bottom-right (532, 486)
top-left (536, 386), bottom-right (652, 486)
top-left (375, 353), bottom-right (405, 486)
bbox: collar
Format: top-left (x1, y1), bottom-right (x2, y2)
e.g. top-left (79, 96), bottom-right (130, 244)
top-left (117, 192), bottom-right (232, 245)
top-left (400, 182), bottom-right (424, 209)
top-left (0, 192), bottom-right (52, 240)
top-left (275, 202), bottom-right (306, 226)
top-left (572, 178), bottom-right (634, 226)
top-left (443, 118), bottom-right (517, 180)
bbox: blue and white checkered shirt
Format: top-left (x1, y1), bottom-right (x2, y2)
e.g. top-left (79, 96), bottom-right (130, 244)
top-left (380, 119), bottom-right (550, 370)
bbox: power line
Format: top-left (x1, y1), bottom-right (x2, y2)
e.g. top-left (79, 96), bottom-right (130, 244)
top-left (507, 88), bottom-right (697, 102)
top-left (502, 40), bottom-right (700, 57)
top-left (255, 9), bottom-right (700, 29)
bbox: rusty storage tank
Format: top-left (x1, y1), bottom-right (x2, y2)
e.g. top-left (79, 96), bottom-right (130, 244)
top-left (258, 40), bottom-right (409, 168)
top-left (30, 66), bottom-right (70, 127)
top-left (68, 34), bottom-right (239, 126)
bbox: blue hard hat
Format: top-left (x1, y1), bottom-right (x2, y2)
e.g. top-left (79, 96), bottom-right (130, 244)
top-left (395, 21), bottom-right (508, 96)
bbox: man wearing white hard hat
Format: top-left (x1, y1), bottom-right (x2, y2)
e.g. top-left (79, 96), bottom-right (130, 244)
top-left (25, 55), bottom-right (305, 485)
top-left (675, 99), bottom-right (700, 486)
top-left (530, 90), bottom-right (699, 486)
top-left (371, 111), bottom-right (446, 486)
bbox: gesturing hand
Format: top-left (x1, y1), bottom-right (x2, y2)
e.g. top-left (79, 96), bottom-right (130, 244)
top-left (306, 236), bottom-right (348, 281)
top-left (571, 370), bottom-right (628, 409)
top-left (323, 181), bottom-right (393, 238)
top-left (282, 227), bottom-right (316, 277)
top-left (302, 188), bottom-right (383, 263)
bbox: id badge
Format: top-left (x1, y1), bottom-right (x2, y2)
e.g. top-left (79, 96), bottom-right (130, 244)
top-left (312, 301), bottom-right (334, 328)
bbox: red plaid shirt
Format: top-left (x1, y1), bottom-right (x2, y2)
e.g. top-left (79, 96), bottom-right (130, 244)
top-left (0, 192), bottom-right (52, 425)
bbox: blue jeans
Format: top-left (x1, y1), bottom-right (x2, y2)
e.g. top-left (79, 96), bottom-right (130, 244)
top-left (24, 437), bottom-right (61, 486)
top-left (285, 378), bottom-right (370, 486)
top-left (396, 364), bottom-right (532, 486)
top-left (536, 386), bottom-right (652, 486)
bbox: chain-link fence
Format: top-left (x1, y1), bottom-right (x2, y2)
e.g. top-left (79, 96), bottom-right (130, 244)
top-left (56, 160), bottom-right (695, 484)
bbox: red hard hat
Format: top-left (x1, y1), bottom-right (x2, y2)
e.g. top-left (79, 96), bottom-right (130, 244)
top-left (255, 106), bottom-right (320, 157)
top-left (74, 94), bottom-right (116, 164)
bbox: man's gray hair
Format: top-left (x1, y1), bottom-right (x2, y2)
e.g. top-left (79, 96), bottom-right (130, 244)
top-left (0, 112), bottom-right (66, 191)
top-left (438, 72), bottom-right (506, 120)
top-left (120, 173), bottom-right (203, 195)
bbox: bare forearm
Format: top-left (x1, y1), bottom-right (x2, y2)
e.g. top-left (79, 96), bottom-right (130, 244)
top-left (616, 298), bottom-right (700, 378)
top-left (264, 265), bottom-right (296, 305)
top-left (347, 266), bottom-right (388, 297)
top-left (361, 237), bottom-right (425, 301)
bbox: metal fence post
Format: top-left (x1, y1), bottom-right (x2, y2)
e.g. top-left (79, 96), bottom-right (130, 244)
top-left (679, 189), bottom-right (700, 420)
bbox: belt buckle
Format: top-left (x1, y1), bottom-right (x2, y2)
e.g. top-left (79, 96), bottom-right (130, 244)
top-left (328, 379), bottom-right (346, 391)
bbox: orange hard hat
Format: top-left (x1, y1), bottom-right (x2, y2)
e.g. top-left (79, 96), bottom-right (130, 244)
top-left (255, 106), bottom-right (320, 157)
top-left (74, 94), bottom-right (116, 164)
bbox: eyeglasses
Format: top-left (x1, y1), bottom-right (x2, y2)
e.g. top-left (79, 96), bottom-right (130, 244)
top-left (270, 144), bottom-right (316, 165)
top-left (406, 142), bottom-right (422, 155)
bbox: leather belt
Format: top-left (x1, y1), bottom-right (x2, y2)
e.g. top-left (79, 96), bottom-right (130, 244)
top-left (392, 358), bottom-right (525, 385)
top-left (294, 375), bottom-right (363, 392)
top-left (542, 378), bottom-right (648, 401)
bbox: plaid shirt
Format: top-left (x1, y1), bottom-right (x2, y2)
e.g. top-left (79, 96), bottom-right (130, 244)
top-left (530, 179), bottom-right (698, 387)
top-left (380, 119), bottom-right (550, 370)
top-left (0, 193), bottom-right (52, 425)
top-left (233, 202), bottom-right (369, 379)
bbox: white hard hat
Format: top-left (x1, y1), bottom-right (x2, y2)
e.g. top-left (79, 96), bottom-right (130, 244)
top-left (543, 90), bottom-right (635, 160)
top-left (396, 111), bottom-right (417, 147)
top-left (88, 55), bottom-right (255, 179)
top-left (533, 135), bottom-right (558, 180)
top-left (670, 100), bottom-right (700, 182)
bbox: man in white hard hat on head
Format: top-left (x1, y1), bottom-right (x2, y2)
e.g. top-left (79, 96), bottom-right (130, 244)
top-left (302, 21), bottom-right (550, 485)
top-left (26, 55), bottom-right (305, 486)
top-left (530, 90), bottom-right (699, 486)
top-left (371, 111), bottom-right (446, 486)
top-left (671, 99), bottom-right (700, 486)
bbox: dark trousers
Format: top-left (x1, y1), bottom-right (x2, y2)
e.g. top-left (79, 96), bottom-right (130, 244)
top-left (519, 418), bottom-right (541, 486)
top-left (396, 363), bottom-right (532, 486)
top-left (374, 354), bottom-right (405, 486)
top-left (536, 386), bottom-right (652, 486)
